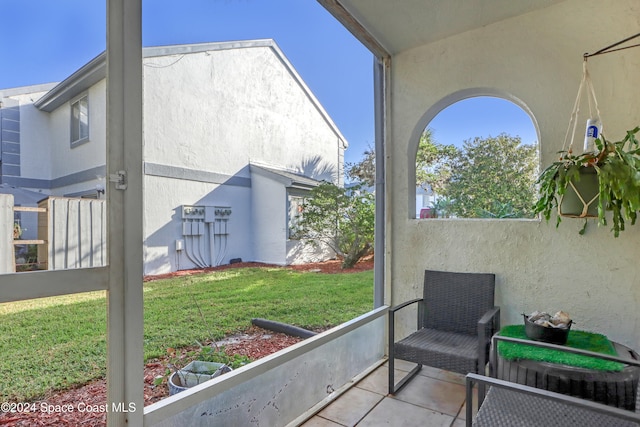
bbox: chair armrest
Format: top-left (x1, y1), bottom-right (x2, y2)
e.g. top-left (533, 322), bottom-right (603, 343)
top-left (388, 297), bottom-right (423, 338)
top-left (476, 306), bottom-right (500, 380)
top-left (477, 306), bottom-right (500, 329)
top-left (389, 298), bottom-right (423, 314)
top-left (465, 373), bottom-right (640, 426)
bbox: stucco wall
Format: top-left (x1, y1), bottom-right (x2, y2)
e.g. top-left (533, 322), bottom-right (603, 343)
top-left (10, 92), bottom-right (52, 183)
top-left (49, 80), bottom-right (107, 184)
top-left (143, 45), bottom-right (343, 181)
top-left (143, 175), bottom-right (252, 275)
top-left (6, 41), bottom-right (346, 275)
top-left (141, 43), bottom-right (346, 274)
top-left (251, 171), bottom-right (286, 265)
top-left (388, 0), bottom-right (640, 348)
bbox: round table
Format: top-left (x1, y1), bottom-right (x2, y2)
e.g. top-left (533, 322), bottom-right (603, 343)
top-left (495, 341), bottom-right (640, 410)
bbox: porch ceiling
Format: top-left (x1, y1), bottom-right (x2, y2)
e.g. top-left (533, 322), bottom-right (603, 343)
top-left (321, 0), bottom-right (562, 55)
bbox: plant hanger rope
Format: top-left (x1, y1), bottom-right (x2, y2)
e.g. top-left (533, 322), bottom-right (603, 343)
top-left (562, 61), bottom-right (601, 154)
top-left (560, 61), bottom-right (600, 217)
top-left (565, 31), bottom-right (640, 154)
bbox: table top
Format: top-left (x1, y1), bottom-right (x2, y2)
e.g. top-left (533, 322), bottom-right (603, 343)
top-left (497, 324), bottom-right (624, 371)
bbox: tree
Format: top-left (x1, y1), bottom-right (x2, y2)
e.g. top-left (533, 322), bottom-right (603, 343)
top-left (293, 182), bottom-right (374, 269)
top-left (346, 144), bottom-right (375, 186)
top-left (443, 134), bottom-right (538, 218)
top-left (346, 129), bottom-right (458, 192)
top-left (415, 129), bottom-right (459, 194)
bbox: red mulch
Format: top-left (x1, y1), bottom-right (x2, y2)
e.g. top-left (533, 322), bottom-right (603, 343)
top-left (0, 257), bottom-right (373, 427)
top-left (143, 255), bottom-right (374, 282)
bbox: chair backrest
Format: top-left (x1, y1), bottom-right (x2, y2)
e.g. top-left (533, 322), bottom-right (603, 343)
top-left (422, 269), bottom-right (495, 335)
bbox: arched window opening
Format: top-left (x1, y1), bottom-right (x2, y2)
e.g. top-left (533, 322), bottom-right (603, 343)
top-left (415, 96), bottom-right (539, 219)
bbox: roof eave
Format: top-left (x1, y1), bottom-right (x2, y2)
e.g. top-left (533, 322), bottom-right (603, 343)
top-left (34, 52), bottom-right (107, 112)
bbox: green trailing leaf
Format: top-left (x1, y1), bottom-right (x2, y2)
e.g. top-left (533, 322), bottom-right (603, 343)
top-left (533, 126), bottom-right (640, 236)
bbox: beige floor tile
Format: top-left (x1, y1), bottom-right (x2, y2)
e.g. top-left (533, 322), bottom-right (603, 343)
top-left (316, 387), bottom-right (384, 427)
top-left (392, 375), bottom-right (466, 417)
top-left (385, 359), bottom-right (417, 372)
top-left (451, 419), bottom-right (467, 427)
top-left (420, 366), bottom-right (466, 386)
top-left (386, 360), bottom-right (467, 385)
top-left (299, 415), bottom-right (345, 427)
top-left (357, 397), bottom-right (454, 427)
top-left (357, 365), bottom-right (416, 396)
top-left (458, 387), bottom-right (478, 421)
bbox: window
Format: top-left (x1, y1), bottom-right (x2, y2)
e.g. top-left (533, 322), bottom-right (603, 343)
top-left (70, 95), bottom-right (89, 146)
top-left (287, 192), bottom-right (305, 239)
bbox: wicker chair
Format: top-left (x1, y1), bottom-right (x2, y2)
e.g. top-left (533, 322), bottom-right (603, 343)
top-left (388, 270), bottom-right (500, 395)
top-left (466, 336), bottom-right (640, 426)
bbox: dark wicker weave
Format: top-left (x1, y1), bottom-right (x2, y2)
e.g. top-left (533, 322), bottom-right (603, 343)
top-left (466, 336), bottom-right (640, 426)
top-left (388, 270), bottom-right (500, 394)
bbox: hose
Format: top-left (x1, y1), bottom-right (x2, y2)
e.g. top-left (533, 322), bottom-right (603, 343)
top-left (251, 318), bottom-right (317, 339)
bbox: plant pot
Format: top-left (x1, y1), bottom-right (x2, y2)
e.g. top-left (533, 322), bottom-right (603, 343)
top-left (168, 361), bottom-right (232, 395)
top-left (168, 371), bottom-right (188, 395)
top-left (523, 315), bottom-right (572, 345)
top-left (559, 166), bottom-right (599, 218)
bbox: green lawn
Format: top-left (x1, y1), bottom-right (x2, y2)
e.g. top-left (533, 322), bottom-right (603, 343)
top-left (0, 266), bottom-right (373, 401)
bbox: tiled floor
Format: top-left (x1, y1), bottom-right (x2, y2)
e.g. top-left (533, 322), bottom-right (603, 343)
top-left (301, 360), bottom-right (475, 426)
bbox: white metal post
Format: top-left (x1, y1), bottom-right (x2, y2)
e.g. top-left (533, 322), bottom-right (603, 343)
top-left (106, 0), bottom-right (144, 425)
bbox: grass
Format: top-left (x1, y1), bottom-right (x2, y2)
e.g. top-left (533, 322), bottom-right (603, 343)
top-left (0, 267), bottom-right (373, 402)
top-left (498, 324), bottom-right (624, 371)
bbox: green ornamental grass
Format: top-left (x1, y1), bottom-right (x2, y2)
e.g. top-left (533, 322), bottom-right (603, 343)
top-left (498, 324), bottom-right (623, 371)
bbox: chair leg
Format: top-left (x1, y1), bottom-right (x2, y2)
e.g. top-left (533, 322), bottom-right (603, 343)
top-left (388, 353), bottom-right (395, 395)
top-left (477, 359), bottom-right (488, 406)
top-left (390, 363), bottom-right (422, 395)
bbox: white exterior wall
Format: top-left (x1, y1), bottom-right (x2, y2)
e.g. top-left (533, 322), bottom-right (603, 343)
top-left (388, 0), bottom-right (640, 348)
top-left (141, 43), bottom-right (346, 274)
top-left (9, 91), bottom-right (53, 185)
top-left (143, 175), bottom-right (253, 275)
top-left (250, 172), bottom-right (286, 265)
top-left (143, 45), bottom-right (343, 180)
top-left (48, 80), bottom-right (107, 196)
top-left (6, 42), bottom-right (346, 276)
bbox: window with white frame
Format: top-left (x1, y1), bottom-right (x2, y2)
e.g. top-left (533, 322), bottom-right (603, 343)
top-left (287, 192), bottom-right (306, 239)
top-left (70, 95), bottom-right (89, 146)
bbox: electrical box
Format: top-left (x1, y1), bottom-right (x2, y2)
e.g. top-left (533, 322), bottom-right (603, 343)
top-left (182, 222), bottom-right (193, 236)
top-left (205, 206), bottom-right (232, 222)
top-left (175, 239), bottom-right (184, 251)
top-left (182, 205), bottom-right (205, 220)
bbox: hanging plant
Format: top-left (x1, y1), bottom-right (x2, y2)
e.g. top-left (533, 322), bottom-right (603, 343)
top-left (534, 126), bottom-right (640, 236)
top-left (534, 49), bottom-right (640, 236)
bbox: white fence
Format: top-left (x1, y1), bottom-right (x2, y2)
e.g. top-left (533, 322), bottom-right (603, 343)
top-left (0, 194), bottom-right (14, 274)
top-left (39, 197), bottom-right (107, 270)
top-left (0, 195), bottom-right (106, 273)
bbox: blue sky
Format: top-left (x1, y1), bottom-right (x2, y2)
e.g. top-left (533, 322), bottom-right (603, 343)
top-left (0, 0), bottom-right (536, 166)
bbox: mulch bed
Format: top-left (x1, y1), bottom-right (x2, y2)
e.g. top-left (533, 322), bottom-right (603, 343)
top-left (0, 257), bottom-right (373, 426)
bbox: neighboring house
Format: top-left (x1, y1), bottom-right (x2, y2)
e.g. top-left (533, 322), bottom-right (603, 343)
top-left (0, 39), bottom-right (348, 275)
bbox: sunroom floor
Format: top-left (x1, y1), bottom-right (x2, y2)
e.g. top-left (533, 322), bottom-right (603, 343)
top-left (301, 359), bottom-right (473, 426)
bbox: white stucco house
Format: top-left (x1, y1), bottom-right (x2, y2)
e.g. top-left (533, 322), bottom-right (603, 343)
top-left (0, 40), bottom-right (347, 275)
